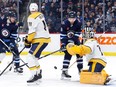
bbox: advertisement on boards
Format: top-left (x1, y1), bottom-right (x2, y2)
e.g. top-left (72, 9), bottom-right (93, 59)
top-left (17, 34), bottom-right (116, 56)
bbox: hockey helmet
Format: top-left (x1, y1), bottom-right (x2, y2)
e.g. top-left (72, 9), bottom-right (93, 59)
top-left (82, 30), bottom-right (95, 40)
top-left (29, 3), bottom-right (38, 12)
top-left (68, 11), bottom-right (76, 18)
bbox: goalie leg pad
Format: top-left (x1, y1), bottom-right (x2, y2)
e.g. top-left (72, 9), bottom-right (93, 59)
top-left (80, 70), bottom-right (109, 85)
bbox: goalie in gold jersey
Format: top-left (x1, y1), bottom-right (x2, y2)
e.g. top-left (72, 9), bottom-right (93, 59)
top-left (66, 31), bottom-right (112, 85)
top-left (24, 3), bottom-right (51, 83)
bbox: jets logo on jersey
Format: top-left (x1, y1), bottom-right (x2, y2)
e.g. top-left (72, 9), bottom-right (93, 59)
top-left (1, 28), bottom-right (10, 37)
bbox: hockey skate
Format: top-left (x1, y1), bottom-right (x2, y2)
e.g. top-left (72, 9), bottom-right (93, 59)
top-left (104, 75), bottom-right (116, 85)
top-left (61, 70), bottom-right (71, 80)
top-left (27, 70), bottom-right (42, 85)
top-left (14, 67), bottom-right (23, 73)
top-left (78, 68), bottom-right (82, 75)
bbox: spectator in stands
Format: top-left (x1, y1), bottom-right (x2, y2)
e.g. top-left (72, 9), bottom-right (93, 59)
top-left (84, 1), bottom-right (89, 8)
top-left (41, 6), bottom-right (46, 15)
top-left (85, 7), bottom-right (89, 13)
top-left (49, 2), bottom-right (57, 16)
top-left (88, 14), bottom-right (95, 24)
top-left (112, 1), bottom-right (116, 18)
top-left (106, 7), bottom-right (113, 24)
top-left (90, 4), bottom-right (95, 12)
top-left (84, 13), bottom-right (89, 22)
top-left (110, 17), bottom-right (116, 32)
top-left (0, 0), bottom-right (4, 10)
top-left (27, 0), bottom-right (116, 33)
top-left (95, 19), bottom-right (104, 33)
top-left (77, 11), bottom-right (82, 21)
top-left (0, 0), bottom-right (17, 18)
top-left (46, 11), bottom-right (56, 33)
top-left (0, 12), bottom-right (7, 29)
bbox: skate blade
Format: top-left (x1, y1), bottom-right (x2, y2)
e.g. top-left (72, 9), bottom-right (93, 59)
top-left (61, 76), bottom-right (71, 80)
top-left (13, 71), bottom-right (23, 75)
top-left (105, 79), bottom-right (116, 85)
top-left (27, 79), bottom-right (41, 86)
top-left (17, 73), bottom-right (23, 75)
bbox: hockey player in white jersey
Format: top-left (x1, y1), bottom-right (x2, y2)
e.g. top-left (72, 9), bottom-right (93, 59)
top-left (66, 31), bottom-right (112, 85)
top-left (24, 3), bottom-right (51, 83)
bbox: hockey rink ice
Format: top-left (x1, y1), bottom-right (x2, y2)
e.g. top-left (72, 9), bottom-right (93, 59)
top-left (0, 55), bottom-right (116, 87)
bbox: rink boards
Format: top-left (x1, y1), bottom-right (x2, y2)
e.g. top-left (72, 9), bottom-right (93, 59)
top-left (6, 34), bottom-right (116, 56)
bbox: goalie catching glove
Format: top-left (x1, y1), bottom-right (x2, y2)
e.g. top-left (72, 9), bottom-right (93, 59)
top-left (24, 36), bottom-right (31, 48)
top-left (66, 43), bottom-right (91, 56)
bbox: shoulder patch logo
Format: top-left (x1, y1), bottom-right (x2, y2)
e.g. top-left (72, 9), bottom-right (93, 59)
top-left (1, 28), bottom-right (10, 37)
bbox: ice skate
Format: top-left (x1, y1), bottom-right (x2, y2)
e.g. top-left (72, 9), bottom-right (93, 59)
top-left (27, 75), bottom-right (41, 85)
top-left (27, 70), bottom-right (42, 85)
top-left (14, 67), bottom-right (23, 73)
top-left (78, 68), bottom-right (82, 75)
top-left (104, 76), bottom-right (116, 85)
top-left (61, 70), bottom-right (71, 80)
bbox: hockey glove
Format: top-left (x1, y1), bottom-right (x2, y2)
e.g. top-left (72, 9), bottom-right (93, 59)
top-left (24, 36), bottom-right (31, 48)
top-left (60, 44), bottom-right (66, 52)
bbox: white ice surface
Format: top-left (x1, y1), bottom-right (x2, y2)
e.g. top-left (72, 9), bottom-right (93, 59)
top-left (0, 55), bottom-right (116, 87)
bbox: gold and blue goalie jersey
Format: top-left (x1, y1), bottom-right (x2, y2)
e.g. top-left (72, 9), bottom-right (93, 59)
top-left (27, 12), bottom-right (51, 43)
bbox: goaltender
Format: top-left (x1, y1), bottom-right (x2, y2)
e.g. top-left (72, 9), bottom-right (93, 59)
top-left (66, 30), bottom-right (112, 85)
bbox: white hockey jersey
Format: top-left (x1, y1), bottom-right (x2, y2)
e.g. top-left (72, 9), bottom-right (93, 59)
top-left (84, 39), bottom-right (107, 63)
top-left (27, 12), bottom-right (51, 43)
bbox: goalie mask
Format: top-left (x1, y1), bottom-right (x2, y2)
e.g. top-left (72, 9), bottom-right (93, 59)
top-left (82, 24), bottom-right (95, 39)
top-left (89, 31), bottom-right (95, 38)
top-left (85, 31), bottom-right (95, 39)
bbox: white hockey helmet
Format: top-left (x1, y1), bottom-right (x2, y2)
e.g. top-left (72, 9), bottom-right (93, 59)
top-left (29, 3), bottom-right (38, 12)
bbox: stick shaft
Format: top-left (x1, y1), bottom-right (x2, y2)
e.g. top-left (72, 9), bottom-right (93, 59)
top-left (0, 60), bottom-right (13, 76)
top-left (39, 48), bottom-right (66, 59)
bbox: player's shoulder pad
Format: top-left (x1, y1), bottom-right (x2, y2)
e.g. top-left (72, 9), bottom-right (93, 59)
top-left (28, 12), bottom-right (43, 19)
top-left (62, 19), bottom-right (69, 25)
